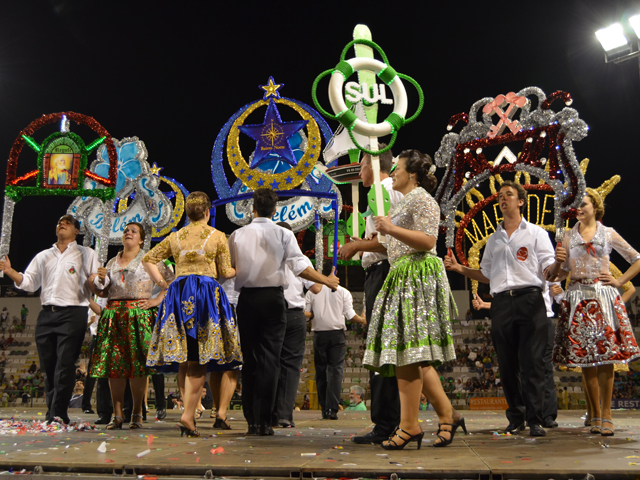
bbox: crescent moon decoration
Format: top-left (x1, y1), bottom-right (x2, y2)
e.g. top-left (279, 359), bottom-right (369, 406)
top-left (210, 78), bottom-right (341, 272)
top-left (1, 112), bottom-right (117, 262)
top-left (117, 162), bottom-right (190, 240)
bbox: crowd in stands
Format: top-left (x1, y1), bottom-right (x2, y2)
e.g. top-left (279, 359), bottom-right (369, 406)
top-left (0, 361), bottom-right (44, 405)
top-left (613, 372), bottom-right (640, 399)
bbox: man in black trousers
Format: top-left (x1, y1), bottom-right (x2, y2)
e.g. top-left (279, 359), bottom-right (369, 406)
top-left (271, 222), bottom-right (316, 428)
top-left (338, 146), bottom-right (403, 444)
top-left (445, 181), bottom-right (556, 437)
top-left (0, 214), bottom-right (100, 425)
top-left (229, 188), bottom-right (339, 436)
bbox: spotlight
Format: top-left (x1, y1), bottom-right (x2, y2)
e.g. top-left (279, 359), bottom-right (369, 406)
top-left (596, 23), bottom-right (631, 62)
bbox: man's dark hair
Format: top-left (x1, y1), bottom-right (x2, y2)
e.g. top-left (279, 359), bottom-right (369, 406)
top-left (58, 214), bottom-right (80, 231)
top-left (364, 143), bottom-right (393, 174)
top-left (253, 188), bottom-right (279, 218)
top-left (499, 180), bottom-right (528, 214)
top-left (276, 221), bottom-right (292, 231)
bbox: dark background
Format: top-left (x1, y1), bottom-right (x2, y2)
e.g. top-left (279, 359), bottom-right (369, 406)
top-left (1, 0), bottom-right (639, 290)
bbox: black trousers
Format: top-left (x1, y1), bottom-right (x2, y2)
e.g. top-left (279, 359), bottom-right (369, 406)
top-left (490, 289), bottom-right (548, 426)
top-left (313, 330), bottom-right (346, 413)
top-left (237, 287), bottom-right (287, 427)
top-left (364, 260), bottom-right (400, 436)
top-left (96, 377), bottom-right (112, 417)
top-left (35, 306), bottom-right (88, 422)
top-left (273, 308), bottom-right (307, 423)
top-left (543, 317), bottom-right (558, 421)
top-left (82, 336), bottom-right (97, 411)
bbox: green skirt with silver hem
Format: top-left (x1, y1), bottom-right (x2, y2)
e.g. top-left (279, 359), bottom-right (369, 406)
top-left (363, 252), bottom-right (456, 377)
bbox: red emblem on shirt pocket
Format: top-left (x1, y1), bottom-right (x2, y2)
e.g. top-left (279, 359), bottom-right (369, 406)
top-left (68, 266), bottom-right (76, 274)
top-left (516, 247), bottom-right (528, 261)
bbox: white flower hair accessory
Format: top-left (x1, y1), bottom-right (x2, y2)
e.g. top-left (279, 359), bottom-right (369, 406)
top-left (428, 165), bottom-right (436, 175)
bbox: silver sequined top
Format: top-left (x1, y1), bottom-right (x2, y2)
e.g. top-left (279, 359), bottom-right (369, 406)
top-left (104, 250), bottom-right (175, 300)
top-left (560, 222), bottom-right (640, 280)
top-left (387, 187), bottom-right (440, 265)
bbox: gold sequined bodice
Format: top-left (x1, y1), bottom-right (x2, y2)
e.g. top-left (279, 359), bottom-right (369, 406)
top-left (143, 222), bottom-right (232, 278)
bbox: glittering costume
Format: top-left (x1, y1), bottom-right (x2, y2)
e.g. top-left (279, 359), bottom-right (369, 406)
top-left (143, 221), bottom-right (242, 372)
top-left (553, 223), bottom-right (640, 367)
top-left (90, 251), bottom-right (174, 378)
top-left (363, 187), bottom-right (456, 376)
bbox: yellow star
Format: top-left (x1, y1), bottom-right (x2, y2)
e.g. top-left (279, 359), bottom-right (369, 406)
top-left (260, 77), bottom-right (283, 99)
top-left (150, 162), bottom-right (163, 176)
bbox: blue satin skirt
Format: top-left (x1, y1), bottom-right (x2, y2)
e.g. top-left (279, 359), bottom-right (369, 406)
top-left (146, 275), bottom-right (243, 373)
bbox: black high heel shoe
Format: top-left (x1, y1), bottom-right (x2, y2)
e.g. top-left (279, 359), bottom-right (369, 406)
top-left (454, 417), bottom-right (468, 435)
top-left (178, 420), bottom-right (200, 438)
top-left (381, 426), bottom-right (425, 450)
top-left (433, 421), bottom-right (461, 447)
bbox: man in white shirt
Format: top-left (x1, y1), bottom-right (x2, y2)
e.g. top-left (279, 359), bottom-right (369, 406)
top-left (445, 181), bottom-right (555, 437)
top-left (272, 221), bottom-right (317, 428)
top-left (337, 146), bottom-right (403, 443)
top-left (0, 214), bottom-right (100, 424)
top-left (305, 281), bottom-right (365, 420)
top-left (228, 188), bottom-right (339, 436)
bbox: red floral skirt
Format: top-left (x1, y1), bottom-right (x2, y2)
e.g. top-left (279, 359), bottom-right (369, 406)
top-left (553, 279), bottom-right (640, 367)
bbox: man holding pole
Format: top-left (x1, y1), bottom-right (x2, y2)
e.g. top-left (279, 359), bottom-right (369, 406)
top-left (338, 145), bottom-right (403, 443)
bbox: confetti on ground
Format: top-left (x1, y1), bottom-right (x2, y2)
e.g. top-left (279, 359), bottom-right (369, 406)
top-left (137, 449), bottom-right (151, 458)
top-left (0, 418), bottom-right (95, 435)
top-left (97, 442), bottom-right (107, 453)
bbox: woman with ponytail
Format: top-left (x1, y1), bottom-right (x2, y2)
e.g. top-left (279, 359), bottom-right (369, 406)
top-left (363, 149), bottom-right (462, 450)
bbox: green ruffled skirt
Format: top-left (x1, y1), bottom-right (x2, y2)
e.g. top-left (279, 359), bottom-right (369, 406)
top-left (90, 300), bottom-right (156, 378)
top-left (363, 252), bottom-right (456, 376)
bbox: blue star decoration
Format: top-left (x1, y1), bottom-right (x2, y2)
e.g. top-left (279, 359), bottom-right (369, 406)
top-left (238, 100), bottom-right (308, 169)
top-left (260, 77), bottom-right (283, 99)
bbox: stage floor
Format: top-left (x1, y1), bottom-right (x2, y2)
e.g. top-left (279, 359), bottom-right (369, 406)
top-left (0, 408), bottom-right (639, 479)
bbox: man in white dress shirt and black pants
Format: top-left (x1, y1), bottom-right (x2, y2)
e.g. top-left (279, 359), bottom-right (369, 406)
top-left (445, 181), bottom-right (555, 437)
top-left (0, 214), bottom-right (100, 424)
top-left (305, 281), bottom-right (365, 419)
top-left (272, 221), bottom-right (317, 428)
top-left (338, 147), bottom-right (403, 443)
top-left (229, 188), bottom-right (340, 436)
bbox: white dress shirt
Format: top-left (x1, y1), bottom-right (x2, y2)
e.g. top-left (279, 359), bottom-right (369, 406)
top-left (18, 241), bottom-right (100, 307)
top-left (305, 285), bottom-right (357, 331)
top-left (361, 177), bottom-right (404, 269)
top-left (229, 217), bottom-right (310, 291)
top-left (480, 218), bottom-right (555, 296)
top-left (284, 256), bottom-right (315, 309)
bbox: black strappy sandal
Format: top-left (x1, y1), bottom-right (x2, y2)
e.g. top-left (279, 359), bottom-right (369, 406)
top-left (381, 426), bottom-right (424, 450)
top-left (433, 421), bottom-right (461, 447)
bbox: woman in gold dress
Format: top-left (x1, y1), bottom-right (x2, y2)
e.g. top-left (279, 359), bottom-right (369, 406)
top-left (142, 192), bottom-right (241, 437)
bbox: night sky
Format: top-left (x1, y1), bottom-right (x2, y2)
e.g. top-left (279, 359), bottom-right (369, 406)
top-left (1, 0), bottom-right (639, 288)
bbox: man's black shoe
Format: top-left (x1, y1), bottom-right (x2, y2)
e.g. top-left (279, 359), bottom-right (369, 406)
top-left (95, 415), bottom-right (111, 425)
top-left (542, 417), bottom-right (558, 428)
top-left (156, 409), bottom-right (166, 420)
top-left (246, 425), bottom-right (258, 435)
top-left (529, 424), bottom-right (546, 436)
top-left (48, 416), bottom-right (70, 426)
top-left (351, 430), bottom-right (389, 444)
top-left (83, 409), bottom-right (95, 414)
top-left (325, 409), bottom-right (338, 420)
top-left (278, 419), bottom-right (295, 428)
top-left (505, 422), bottom-right (525, 434)
top-left (258, 425), bottom-right (274, 436)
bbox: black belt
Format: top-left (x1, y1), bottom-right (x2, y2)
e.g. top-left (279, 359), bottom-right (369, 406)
top-left (42, 305), bottom-right (80, 312)
top-left (495, 286), bottom-right (542, 298)
top-left (288, 307), bottom-right (303, 311)
top-left (365, 260), bottom-right (388, 273)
